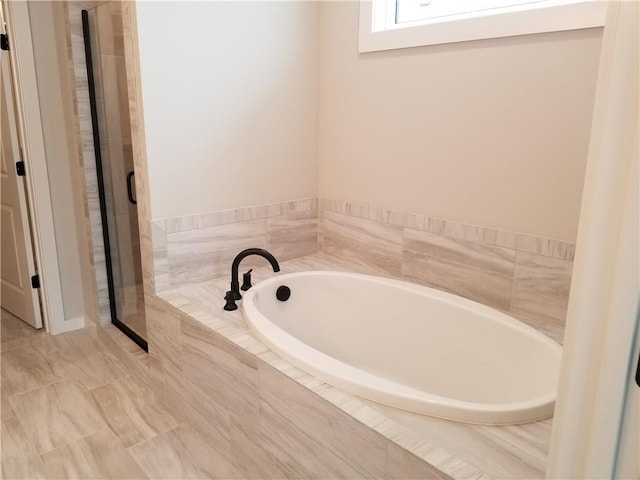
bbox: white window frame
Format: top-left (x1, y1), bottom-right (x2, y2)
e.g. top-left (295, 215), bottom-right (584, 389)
top-left (359, 0), bottom-right (607, 53)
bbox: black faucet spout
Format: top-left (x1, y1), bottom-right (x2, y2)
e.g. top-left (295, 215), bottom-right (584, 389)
top-left (226, 248), bottom-right (280, 307)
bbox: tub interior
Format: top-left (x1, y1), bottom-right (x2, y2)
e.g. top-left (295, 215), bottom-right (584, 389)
top-left (253, 273), bottom-right (559, 405)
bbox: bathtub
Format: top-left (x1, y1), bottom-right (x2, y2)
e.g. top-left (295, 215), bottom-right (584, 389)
top-left (242, 271), bottom-right (561, 425)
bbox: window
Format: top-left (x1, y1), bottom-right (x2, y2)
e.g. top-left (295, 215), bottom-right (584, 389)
top-left (359, 0), bottom-right (607, 53)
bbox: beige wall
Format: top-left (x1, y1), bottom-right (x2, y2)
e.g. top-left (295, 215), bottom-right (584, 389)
top-left (28, 1), bottom-right (88, 322)
top-left (318, 2), bottom-right (602, 242)
top-left (134, 1), bottom-right (319, 220)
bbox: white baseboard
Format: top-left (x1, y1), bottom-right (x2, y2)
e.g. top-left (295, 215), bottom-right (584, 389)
top-left (49, 315), bottom-right (85, 335)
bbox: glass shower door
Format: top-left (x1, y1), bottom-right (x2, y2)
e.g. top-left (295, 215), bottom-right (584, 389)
top-left (82, 4), bottom-right (147, 349)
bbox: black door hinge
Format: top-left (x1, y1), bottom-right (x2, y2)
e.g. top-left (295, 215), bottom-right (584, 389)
top-left (31, 275), bottom-right (40, 289)
top-left (1, 34), bottom-right (9, 51)
top-left (16, 161), bottom-right (25, 176)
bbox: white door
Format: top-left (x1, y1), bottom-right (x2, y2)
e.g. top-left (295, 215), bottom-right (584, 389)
top-left (0, 44), bottom-right (42, 329)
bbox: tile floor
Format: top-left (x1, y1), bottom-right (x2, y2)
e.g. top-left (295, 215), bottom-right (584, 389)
top-left (0, 308), bottom-right (223, 479)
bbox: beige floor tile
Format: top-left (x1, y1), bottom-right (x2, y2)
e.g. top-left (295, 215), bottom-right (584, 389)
top-left (40, 427), bottom-right (148, 480)
top-left (86, 375), bottom-right (180, 448)
top-left (0, 310), bottom-right (40, 344)
top-left (1, 347), bottom-right (62, 397)
top-left (1, 452), bottom-right (48, 480)
top-left (9, 381), bottom-right (104, 454)
top-left (1, 390), bottom-right (14, 421)
top-left (52, 350), bottom-right (129, 392)
top-left (0, 332), bottom-right (58, 355)
top-left (128, 426), bottom-right (211, 479)
top-left (1, 417), bottom-right (37, 460)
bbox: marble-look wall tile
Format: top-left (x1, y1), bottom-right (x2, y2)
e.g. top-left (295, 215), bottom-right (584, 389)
top-left (145, 294), bottom-right (182, 372)
top-left (257, 398), bottom-right (373, 479)
top-left (229, 415), bottom-right (289, 479)
top-left (403, 229), bottom-right (516, 276)
top-left (163, 197), bottom-right (317, 234)
top-left (267, 210), bottom-right (318, 261)
top-left (320, 198), bottom-right (575, 262)
top-left (386, 441), bottom-right (450, 479)
top-left (152, 223), bottom-right (170, 293)
top-left (180, 316), bottom-right (260, 429)
top-left (258, 363), bottom-right (387, 479)
top-left (402, 228), bottom-right (515, 311)
top-left (162, 359), bottom-right (231, 454)
top-left (167, 219), bottom-right (268, 288)
top-left (402, 250), bottom-right (513, 311)
top-left (322, 211), bottom-right (403, 277)
top-left (161, 202), bottom-right (320, 289)
top-left (510, 252), bottom-right (573, 335)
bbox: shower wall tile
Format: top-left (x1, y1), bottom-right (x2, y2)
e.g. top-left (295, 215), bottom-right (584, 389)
top-left (152, 223), bottom-right (170, 293)
top-left (95, 1), bottom-right (125, 56)
top-left (510, 252), bottom-right (574, 325)
top-left (99, 55), bottom-right (131, 140)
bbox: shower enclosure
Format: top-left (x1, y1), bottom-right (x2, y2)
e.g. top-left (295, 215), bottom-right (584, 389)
top-left (82, 4), bottom-right (147, 350)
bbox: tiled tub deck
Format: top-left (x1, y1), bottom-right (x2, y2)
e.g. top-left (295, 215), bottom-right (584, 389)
top-left (151, 254), bottom-right (554, 479)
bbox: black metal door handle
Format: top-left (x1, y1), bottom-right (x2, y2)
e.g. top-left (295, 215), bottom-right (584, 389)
top-left (126, 171), bottom-right (137, 205)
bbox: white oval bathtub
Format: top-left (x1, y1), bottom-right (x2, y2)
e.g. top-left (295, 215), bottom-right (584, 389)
top-left (242, 271), bottom-right (561, 425)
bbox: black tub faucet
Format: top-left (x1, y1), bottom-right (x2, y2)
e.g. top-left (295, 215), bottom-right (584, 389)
top-left (224, 248), bottom-right (280, 311)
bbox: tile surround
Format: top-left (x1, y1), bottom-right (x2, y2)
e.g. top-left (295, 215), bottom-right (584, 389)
top-left (150, 196), bottom-right (574, 340)
top-left (150, 254), bottom-right (555, 479)
top-left (318, 198), bottom-right (575, 343)
top-left (153, 198), bottom-right (319, 291)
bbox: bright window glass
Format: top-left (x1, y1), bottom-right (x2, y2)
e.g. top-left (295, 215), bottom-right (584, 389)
top-left (359, 0), bottom-right (607, 52)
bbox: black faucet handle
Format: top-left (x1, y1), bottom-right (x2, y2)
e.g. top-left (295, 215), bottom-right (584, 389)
top-left (241, 269), bottom-right (253, 291)
top-left (224, 291), bottom-right (238, 311)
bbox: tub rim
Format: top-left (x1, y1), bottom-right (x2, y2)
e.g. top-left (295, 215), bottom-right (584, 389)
top-left (243, 270), bottom-right (561, 425)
